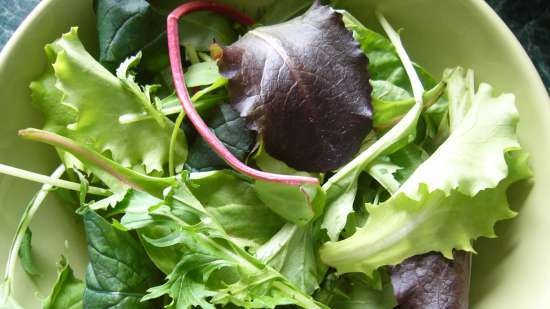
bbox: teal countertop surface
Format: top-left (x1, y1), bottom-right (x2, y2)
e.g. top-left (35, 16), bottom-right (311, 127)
top-left (0, 0), bottom-right (549, 91)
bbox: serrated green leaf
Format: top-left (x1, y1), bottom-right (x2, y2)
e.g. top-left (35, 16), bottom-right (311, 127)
top-left (42, 257), bottom-right (84, 309)
top-left (42, 27), bottom-right (186, 174)
top-left (121, 183), bottom-right (328, 309)
top-left (320, 79), bottom-right (531, 275)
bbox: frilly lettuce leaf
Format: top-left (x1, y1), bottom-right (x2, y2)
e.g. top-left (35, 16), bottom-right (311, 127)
top-left (320, 78), bottom-right (531, 275)
top-left (33, 27), bottom-right (186, 174)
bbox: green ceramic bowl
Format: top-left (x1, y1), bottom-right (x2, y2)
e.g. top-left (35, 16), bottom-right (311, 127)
top-left (1, 0), bottom-right (549, 308)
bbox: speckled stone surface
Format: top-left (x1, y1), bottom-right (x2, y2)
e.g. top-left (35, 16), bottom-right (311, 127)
top-left (0, 0), bottom-right (549, 91)
top-left (487, 0), bottom-right (550, 92)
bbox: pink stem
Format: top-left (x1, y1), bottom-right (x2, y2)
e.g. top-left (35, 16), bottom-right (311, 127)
top-left (167, 1), bottom-right (319, 186)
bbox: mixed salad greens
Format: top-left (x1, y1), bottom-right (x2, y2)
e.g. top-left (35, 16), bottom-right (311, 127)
top-left (0, 0), bottom-right (531, 308)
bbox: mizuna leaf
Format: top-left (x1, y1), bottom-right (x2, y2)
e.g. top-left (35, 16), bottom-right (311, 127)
top-left (219, 3), bottom-right (373, 172)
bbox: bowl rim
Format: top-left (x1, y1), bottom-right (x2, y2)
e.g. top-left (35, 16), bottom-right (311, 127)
top-left (0, 0), bottom-right (549, 307)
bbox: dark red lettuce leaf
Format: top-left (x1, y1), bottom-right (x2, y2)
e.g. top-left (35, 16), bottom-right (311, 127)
top-left (218, 2), bottom-right (373, 172)
top-left (390, 251), bottom-right (471, 309)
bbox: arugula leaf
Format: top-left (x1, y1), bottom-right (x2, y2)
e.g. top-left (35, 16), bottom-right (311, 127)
top-left (42, 257), bottom-right (85, 309)
top-left (94, 0), bottom-right (166, 71)
top-left (320, 81), bottom-right (531, 275)
top-left (82, 209), bottom-right (162, 309)
top-left (185, 104), bottom-right (255, 172)
top-left (39, 28), bottom-right (186, 174)
top-left (121, 184), bottom-right (328, 309)
top-left (256, 223), bottom-right (325, 294)
top-left (189, 170), bottom-right (285, 249)
top-left (315, 273), bottom-right (396, 309)
top-left (17, 229), bottom-right (39, 276)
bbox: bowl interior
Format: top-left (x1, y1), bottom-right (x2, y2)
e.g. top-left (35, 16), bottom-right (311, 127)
top-left (1, 0), bottom-right (549, 308)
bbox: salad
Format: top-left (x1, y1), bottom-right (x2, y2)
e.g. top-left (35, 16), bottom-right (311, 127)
top-left (0, 0), bottom-right (531, 308)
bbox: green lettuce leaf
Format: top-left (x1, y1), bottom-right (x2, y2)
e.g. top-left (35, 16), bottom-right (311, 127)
top-left (320, 79), bottom-right (531, 275)
top-left (35, 28), bottom-right (186, 174)
top-left (121, 184), bottom-right (328, 309)
top-left (42, 257), bottom-right (84, 309)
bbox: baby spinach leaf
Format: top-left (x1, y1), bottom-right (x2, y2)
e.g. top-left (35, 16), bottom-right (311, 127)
top-left (95, 0), bottom-right (238, 73)
top-left (17, 229), bottom-right (39, 277)
top-left (390, 251), bottom-right (470, 309)
top-left (219, 3), bottom-right (373, 172)
top-left (186, 104), bottom-right (255, 172)
top-left (82, 209), bottom-right (162, 309)
top-left (42, 257), bottom-right (85, 309)
top-left (94, 0), bottom-right (166, 70)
